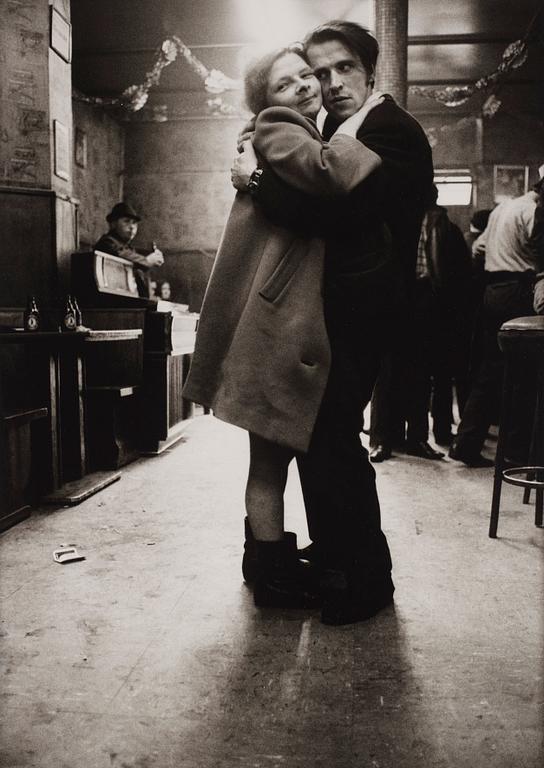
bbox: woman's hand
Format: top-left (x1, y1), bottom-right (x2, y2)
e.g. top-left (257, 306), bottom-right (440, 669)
top-left (231, 140), bottom-right (259, 191)
top-left (236, 116), bottom-right (257, 153)
top-left (333, 90), bottom-right (385, 138)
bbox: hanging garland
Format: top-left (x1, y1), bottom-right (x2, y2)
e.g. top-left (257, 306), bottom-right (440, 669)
top-left (408, 38), bottom-right (529, 107)
top-left (410, 2), bottom-right (541, 109)
top-left (73, 36), bottom-right (243, 118)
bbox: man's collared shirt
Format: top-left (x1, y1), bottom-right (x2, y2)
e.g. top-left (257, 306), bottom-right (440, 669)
top-left (476, 191), bottom-right (542, 273)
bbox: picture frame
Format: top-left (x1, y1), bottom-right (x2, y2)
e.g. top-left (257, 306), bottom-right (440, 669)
top-left (53, 120), bottom-right (70, 181)
top-left (493, 164), bottom-right (529, 203)
top-left (74, 128), bottom-right (87, 169)
top-left (50, 6), bottom-right (72, 64)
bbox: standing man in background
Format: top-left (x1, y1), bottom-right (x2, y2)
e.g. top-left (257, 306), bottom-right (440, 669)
top-left (450, 171), bottom-right (544, 467)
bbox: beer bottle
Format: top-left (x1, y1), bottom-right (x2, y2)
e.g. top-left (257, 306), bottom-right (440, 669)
top-left (70, 295), bottom-right (83, 327)
top-left (23, 295), bottom-right (40, 332)
top-left (61, 296), bottom-right (77, 332)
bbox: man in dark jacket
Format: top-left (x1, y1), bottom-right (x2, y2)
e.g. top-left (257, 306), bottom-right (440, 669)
top-left (94, 202), bottom-right (164, 296)
top-left (408, 186), bottom-right (472, 447)
top-left (232, 21), bottom-right (433, 625)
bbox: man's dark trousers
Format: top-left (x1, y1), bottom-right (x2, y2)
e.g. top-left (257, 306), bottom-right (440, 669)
top-left (455, 274), bottom-right (537, 462)
top-left (296, 289), bottom-right (393, 586)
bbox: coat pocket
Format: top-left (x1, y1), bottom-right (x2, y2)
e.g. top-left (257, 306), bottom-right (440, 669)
top-left (258, 241), bottom-right (305, 303)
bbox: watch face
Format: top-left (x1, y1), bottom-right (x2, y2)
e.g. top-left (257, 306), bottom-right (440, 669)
top-left (64, 314), bottom-right (76, 329)
top-left (26, 315), bottom-right (39, 330)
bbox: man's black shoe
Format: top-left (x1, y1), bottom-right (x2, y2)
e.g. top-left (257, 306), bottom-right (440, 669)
top-left (405, 441), bottom-right (444, 460)
top-left (448, 445), bottom-right (494, 468)
top-left (298, 542), bottom-right (323, 566)
top-left (320, 573), bottom-right (395, 626)
top-left (369, 445), bottom-right (392, 463)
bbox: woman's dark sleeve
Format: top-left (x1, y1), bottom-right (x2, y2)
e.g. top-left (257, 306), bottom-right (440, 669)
top-left (251, 167), bottom-right (338, 237)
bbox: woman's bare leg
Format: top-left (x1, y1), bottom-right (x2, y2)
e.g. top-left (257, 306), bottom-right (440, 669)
top-left (246, 433), bottom-right (293, 541)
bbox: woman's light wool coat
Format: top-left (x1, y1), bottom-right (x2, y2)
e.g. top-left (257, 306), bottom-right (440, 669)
top-left (183, 107), bottom-right (379, 452)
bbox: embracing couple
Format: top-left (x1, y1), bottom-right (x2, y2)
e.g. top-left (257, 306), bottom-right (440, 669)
top-left (183, 21), bottom-right (434, 625)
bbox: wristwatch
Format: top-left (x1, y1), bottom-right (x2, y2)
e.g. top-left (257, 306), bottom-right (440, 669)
top-left (247, 167), bottom-right (263, 195)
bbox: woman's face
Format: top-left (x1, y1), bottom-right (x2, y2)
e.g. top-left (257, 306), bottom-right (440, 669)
top-left (265, 52), bottom-right (322, 119)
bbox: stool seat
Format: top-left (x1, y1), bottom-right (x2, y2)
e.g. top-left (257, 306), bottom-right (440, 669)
top-left (500, 315), bottom-right (544, 333)
top-left (498, 316), bottom-right (544, 354)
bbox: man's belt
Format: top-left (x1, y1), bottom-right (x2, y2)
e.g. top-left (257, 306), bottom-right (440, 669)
top-left (484, 270), bottom-right (536, 285)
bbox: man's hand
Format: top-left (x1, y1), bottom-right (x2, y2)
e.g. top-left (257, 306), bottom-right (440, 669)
top-left (534, 279), bottom-right (544, 314)
top-left (147, 248), bottom-right (164, 267)
top-left (231, 140), bottom-right (258, 191)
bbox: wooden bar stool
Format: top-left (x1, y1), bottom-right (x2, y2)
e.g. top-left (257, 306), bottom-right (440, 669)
top-left (489, 316), bottom-right (544, 538)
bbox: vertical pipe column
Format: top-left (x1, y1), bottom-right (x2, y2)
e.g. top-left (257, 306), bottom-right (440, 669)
top-left (374, 0), bottom-right (409, 108)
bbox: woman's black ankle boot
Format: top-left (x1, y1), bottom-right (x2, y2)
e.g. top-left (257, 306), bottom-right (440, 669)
top-left (253, 537), bottom-right (322, 609)
top-left (242, 517), bottom-right (298, 583)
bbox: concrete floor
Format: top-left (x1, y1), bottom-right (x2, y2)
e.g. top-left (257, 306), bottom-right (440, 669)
top-left (0, 415), bottom-right (543, 768)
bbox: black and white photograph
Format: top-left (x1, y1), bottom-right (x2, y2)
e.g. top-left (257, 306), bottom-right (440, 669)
top-left (0, 1), bottom-right (543, 766)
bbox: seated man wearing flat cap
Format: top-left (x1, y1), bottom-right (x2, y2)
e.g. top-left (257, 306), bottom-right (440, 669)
top-left (94, 202), bottom-right (164, 297)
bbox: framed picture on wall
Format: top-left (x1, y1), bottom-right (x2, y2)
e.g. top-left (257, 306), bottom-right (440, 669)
top-left (493, 165), bottom-right (529, 203)
top-left (50, 6), bottom-right (72, 63)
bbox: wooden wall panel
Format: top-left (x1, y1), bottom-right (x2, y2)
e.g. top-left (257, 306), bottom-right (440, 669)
top-left (123, 118), bottom-right (241, 252)
top-left (0, 0), bottom-right (51, 188)
top-left (0, 189), bottom-right (56, 306)
top-left (72, 101), bottom-right (125, 248)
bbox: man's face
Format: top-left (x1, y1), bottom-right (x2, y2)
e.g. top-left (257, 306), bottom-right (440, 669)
top-left (306, 39), bottom-right (372, 121)
top-left (112, 216), bottom-right (138, 242)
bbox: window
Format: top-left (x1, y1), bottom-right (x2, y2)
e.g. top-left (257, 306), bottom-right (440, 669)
top-left (434, 169), bottom-right (473, 206)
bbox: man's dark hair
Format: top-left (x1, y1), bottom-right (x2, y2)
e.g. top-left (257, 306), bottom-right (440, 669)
top-left (243, 44), bottom-right (309, 116)
top-left (303, 20), bottom-right (379, 84)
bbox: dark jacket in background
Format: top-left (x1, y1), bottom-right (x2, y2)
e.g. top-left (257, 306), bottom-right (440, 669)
top-left (94, 231), bottom-right (151, 269)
